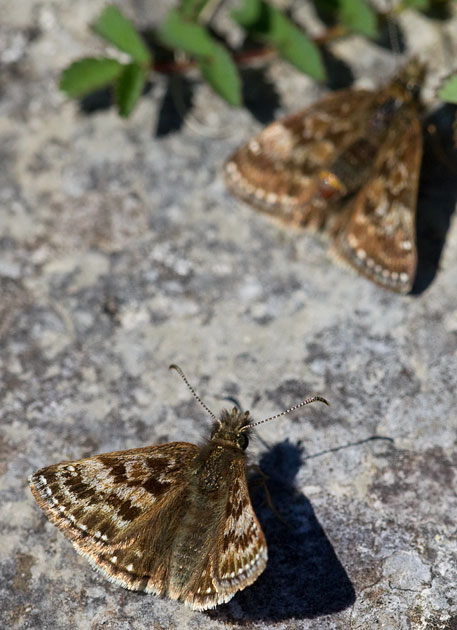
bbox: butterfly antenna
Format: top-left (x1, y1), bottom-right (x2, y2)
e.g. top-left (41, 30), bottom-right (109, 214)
top-left (169, 364), bottom-right (220, 425)
top-left (385, 0), bottom-right (401, 61)
top-left (245, 395), bottom-right (329, 430)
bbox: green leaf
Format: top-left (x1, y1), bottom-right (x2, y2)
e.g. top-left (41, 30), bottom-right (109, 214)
top-left (272, 12), bottom-right (326, 80)
top-left (339, 0), bottom-right (378, 38)
top-left (159, 9), bottom-right (241, 106)
top-left (158, 8), bottom-right (214, 57)
top-left (232, 0), bottom-right (262, 25)
top-left (439, 73), bottom-right (457, 104)
top-left (59, 57), bottom-right (124, 98)
top-left (233, 0), bottom-right (325, 81)
top-left (92, 5), bottom-right (151, 64)
top-left (400, 0), bottom-right (429, 9)
top-left (115, 63), bottom-right (147, 117)
top-left (198, 44), bottom-right (242, 106)
top-left (180, 0), bottom-right (212, 20)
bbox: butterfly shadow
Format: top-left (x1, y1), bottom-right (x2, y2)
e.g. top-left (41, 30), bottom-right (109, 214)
top-left (241, 67), bottom-right (281, 125)
top-left (208, 440), bottom-right (355, 623)
top-left (155, 74), bottom-right (194, 137)
top-left (413, 104), bottom-right (457, 294)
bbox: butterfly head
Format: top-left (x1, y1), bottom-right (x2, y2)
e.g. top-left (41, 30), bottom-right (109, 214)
top-left (211, 408), bottom-right (252, 450)
top-left (169, 364), bottom-right (329, 452)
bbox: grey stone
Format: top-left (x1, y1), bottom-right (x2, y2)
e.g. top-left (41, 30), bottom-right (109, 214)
top-left (1, 2), bottom-right (457, 629)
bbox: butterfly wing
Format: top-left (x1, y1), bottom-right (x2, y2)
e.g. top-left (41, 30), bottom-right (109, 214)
top-left (31, 442), bottom-right (267, 610)
top-left (333, 103), bottom-right (422, 293)
top-left (183, 458), bottom-right (267, 610)
top-left (225, 88), bottom-right (375, 228)
top-left (29, 442), bottom-right (199, 595)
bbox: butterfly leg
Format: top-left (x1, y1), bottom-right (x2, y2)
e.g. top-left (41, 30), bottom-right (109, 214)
top-left (247, 465), bottom-right (291, 528)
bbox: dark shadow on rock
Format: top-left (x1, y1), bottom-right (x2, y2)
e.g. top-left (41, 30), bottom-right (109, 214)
top-left (242, 67), bottom-right (281, 125)
top-left (79, 86), bottom-right (114, 114)
top-left (322, 49), bottom-right (354, 90)
top-left (412, 104), bottom-right (457, 294)
top-left (423, 0), bottom-right (455, 20)
top-left (79, 82), bottom-right (153, 115)
top-left (207, 440), bottom-right (355, 622)
top-left (155, 75), bottom-right (194, 137)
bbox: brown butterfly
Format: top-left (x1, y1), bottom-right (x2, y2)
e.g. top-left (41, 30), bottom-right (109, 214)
top-left (29, 364), bottom-right (328, 610)
top-left (225, 60), bottom-right (425, 293)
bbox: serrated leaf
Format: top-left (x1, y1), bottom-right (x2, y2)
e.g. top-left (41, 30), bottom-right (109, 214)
top-left (339, 0), bottom-right (378, 38)
top-left (439, 73), bottom-right (457, 104)
top-left (158, 8), bottom-right (214, 57)
top-left (59, 57), bottom-right (124, 98)
top-left (115, 63), bottom-right (147, 117)
top-left (198, 44), bottom-right (242, 106)
top-left (92, 5), bottom-right (151, 64)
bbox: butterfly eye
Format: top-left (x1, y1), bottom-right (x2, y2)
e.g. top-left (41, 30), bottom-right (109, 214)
top-left (237, 433), bottom-right (249, 450)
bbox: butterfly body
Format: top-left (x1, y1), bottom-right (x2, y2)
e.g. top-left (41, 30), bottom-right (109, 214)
top-left (29, 408), bottom-right (267, 610)
top-left (225, 61), bottom-right (425, 293)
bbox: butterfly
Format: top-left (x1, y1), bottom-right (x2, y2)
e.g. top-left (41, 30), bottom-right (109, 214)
top-left (225, 60), bottom-right (425, 293)
top-left (29, 364), bottom-right (328, 610)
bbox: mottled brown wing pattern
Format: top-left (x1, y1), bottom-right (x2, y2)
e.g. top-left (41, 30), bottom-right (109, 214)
top-left (29, 383), bottom-right (328, 609)
top-left (333, 104), bottom-right (422, 293)
top-left (216, 461), bottom-right (267, 591)
top-left (30, 440), bottom-right (267, 610)
top-left (225, 61), bottom-right (426, 293)
top-left (83, 482), bottom-right (193, 596)
top-left (225, 89), bottom-right (375, 229)
top-left (184, 458), bottom-right (267, 611)
top-left (29, 442), bottom-right (199, 594)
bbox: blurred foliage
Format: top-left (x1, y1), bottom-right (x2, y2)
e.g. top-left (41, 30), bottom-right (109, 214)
top-left (59, 0), bottom-right (457, 117)
top-left (439, 73), bottom-right (457, 104)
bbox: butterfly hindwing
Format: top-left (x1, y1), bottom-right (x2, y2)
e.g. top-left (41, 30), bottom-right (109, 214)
top-left (333, 103), bottom-right (422, 293)
top-left (215, 460), bottom-right (267, 590)
top-left (185, 458), bottom-right (267, 610)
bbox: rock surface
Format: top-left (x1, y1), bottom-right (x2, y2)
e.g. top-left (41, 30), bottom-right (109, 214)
top-left (1, 2), bottom-right (457, 629)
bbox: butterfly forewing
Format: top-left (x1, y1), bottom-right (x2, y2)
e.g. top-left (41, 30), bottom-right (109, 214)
top-left (225, 89), bottom-right (375, 229)
top-left (29, 443), bottom-right (199, 593)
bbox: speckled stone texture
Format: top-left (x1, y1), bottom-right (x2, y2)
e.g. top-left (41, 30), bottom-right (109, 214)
top-left (1, 1), bottom-right (457, 629)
